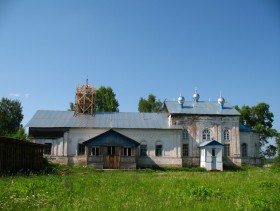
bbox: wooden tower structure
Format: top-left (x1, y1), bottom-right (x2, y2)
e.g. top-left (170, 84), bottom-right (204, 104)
top-left (74, 80), bottom-right (96, 116)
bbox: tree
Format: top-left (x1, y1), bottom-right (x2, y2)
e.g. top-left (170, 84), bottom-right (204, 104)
top-left (8, 127), bottom-right (28, 140)
top-left (0, 98), bottom-right (24, 136)
top-left (264, 144), bottom-right (277, 159)
top-left (96, 86), bottom-right (119, 112)
top-left (138, 94), bottom-right (162, 112)
top-left (68, 102), bottom-right (75, 111)
top-left (235, 102), bottom-right (278, 156)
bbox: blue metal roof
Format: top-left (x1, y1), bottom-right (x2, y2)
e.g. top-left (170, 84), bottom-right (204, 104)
top-left (25, 110), bottom-right (181, 130)
top-left (164, 101), bottom-right (240, 116)
top-left (239, 124), bottom-right (255, 132)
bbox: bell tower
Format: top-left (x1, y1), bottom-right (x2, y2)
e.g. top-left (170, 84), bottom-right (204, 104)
top-left (74, 79), bottom-right (96, 116)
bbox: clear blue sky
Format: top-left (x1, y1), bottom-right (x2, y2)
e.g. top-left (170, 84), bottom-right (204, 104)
top-left (0, 0), bottom-right (280, 133)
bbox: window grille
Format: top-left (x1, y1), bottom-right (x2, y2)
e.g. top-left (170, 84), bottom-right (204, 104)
top-left (182, 144), bottom-right (188, 156)
top-left (224, 129), bottom-right (230, 142)
top-left (224, 143), bottom-right (230, 156)
top-left (202, 129), bottom-right (211, 140)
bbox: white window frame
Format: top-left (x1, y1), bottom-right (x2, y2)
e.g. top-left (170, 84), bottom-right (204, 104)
top-left (224, 129), bottom-right (230, 142)
top-left (202, 129), bottom-right (211, 141)
top-left (91, 146), bottom-right (100, 156)
top-left (123, 147), bottom-right (132, 156)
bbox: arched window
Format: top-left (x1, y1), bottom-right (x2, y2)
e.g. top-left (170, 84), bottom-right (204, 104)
top-left (241, 143), bottom-right (247, 157)
top-left (224, 129), bottom-right (230, 142)
top-left (182, 129), bottom-right (188, 140)
top-left (202, 129), bottom-right (211, 141)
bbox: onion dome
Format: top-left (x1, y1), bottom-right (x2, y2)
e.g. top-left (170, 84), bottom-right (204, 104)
top-left (178, 94), bottom-right (185, 109)
top-left (193, 88), bottom-right (200, 102)
top-left (218, 92), bottom-right (225, 110)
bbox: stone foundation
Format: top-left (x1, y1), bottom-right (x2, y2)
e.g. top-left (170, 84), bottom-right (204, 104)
top-left (44, 155), bottom-right (68, 164)
top-left (241, 157), bottom-right (261, 166)
top-left (68, 156), bottom-right (87, 166)
top-left (137, 157), bottom-right (182, 168)
top-left (182, 157), bottom-right (200, 167)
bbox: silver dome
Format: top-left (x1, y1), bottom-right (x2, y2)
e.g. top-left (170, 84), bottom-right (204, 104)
top-left (193, 89), bottom-right (200, 102)
top-left (218, 96), bottom-right (225, 105)
top-left (178, 95), bottom-right (185, 104)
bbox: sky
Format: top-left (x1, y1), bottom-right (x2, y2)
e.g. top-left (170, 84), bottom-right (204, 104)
top-left (0, 0), bottom-right (280, 134)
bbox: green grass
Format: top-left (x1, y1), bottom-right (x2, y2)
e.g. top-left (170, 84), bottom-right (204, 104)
top-left (0, 166), bottom-right (279, 210)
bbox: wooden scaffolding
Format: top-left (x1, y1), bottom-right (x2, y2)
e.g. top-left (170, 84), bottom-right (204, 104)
top-left (74, 81), bottom-right (96, 116)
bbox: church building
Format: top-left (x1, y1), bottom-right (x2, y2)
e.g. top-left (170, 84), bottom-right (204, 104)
top-left (26, 83), bottom-right (260, 170)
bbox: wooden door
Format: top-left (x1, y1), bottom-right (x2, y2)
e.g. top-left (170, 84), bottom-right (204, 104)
top-left (103, 146), bottom-right (121, 169)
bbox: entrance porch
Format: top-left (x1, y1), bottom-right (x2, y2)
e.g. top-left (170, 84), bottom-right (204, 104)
top-left (83, 129), bottom-right (139, 169)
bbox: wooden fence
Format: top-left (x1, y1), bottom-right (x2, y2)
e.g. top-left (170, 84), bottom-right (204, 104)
top-left (0, 137), bottom-right (45, 174)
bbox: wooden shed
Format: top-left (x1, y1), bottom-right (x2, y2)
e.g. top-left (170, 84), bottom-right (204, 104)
top-left (0, 137), bottom-right (45, 174)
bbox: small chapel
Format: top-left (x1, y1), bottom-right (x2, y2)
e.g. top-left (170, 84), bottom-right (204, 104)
top-left (26, 82), bottom-right (260, 170)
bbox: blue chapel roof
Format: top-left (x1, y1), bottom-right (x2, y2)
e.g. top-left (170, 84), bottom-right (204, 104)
top-left (239, 124), bottom-right (255, 132)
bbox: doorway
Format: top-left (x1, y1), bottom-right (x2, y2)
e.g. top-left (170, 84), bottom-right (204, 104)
top-left (211, 148), bottom-right (216, 169)
top-left (103, 146), bottom-right (121, 169)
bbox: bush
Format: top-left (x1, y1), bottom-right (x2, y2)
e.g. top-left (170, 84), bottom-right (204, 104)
top-left (272, 156), bottom-right (280, 168)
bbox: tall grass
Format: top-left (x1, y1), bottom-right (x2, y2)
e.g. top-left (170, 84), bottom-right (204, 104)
top-left (0, 166), bottom-right (279, 210)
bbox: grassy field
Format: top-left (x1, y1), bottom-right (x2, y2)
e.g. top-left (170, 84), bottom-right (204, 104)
top-left (0, 165), bottom-right (279, 211)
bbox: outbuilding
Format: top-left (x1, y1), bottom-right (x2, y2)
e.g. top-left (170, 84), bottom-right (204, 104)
top-left (199, 140), bottom-right (224, 171)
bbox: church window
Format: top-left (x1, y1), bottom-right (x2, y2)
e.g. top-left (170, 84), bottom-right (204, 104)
top-left (123, 147), bottom-right (132, 156)
top-left (224, 143), bottom-right (230, 156)
top-left (182, 129), bottom-right (188, 140)
top-left (140, 144), bottom-right (147, 156)
top-left (91, 147), bottom-right (100, 156)
top-left (78, 144), bottom-right (85, 155)
top-left (44, 143), bottom-right (52, 155)
top-left (155, 145), bottom-right (163, 156)
top-left (224, 129), bottom-right (230, 142)
top-left (241, 143), bottom-right (247, 157)
top-left (182, 144), bottom-right (188, 156)
top-left (202, 129), bottom-right (211, 140)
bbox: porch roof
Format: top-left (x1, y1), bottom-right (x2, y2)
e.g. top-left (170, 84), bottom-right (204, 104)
top-left (83, 129), bottom-right (140, 147)
top-left (199, 140), bottom-right (224, 148)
